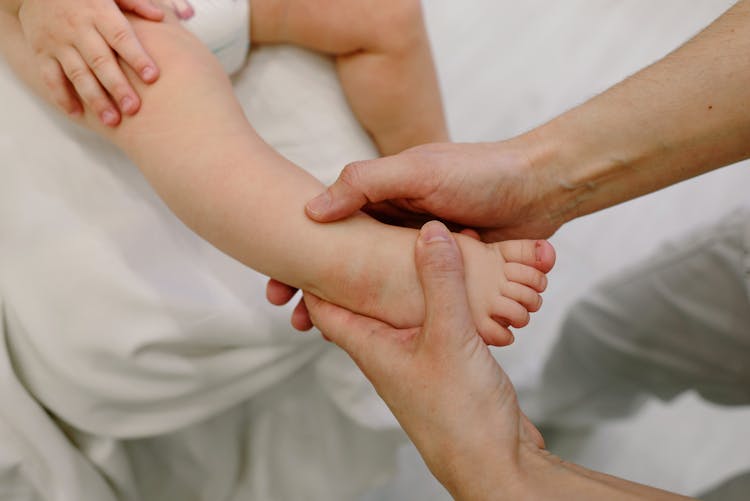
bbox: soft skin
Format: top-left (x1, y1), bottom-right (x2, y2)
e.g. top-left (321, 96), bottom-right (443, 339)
top-left (268, 0), bottom-right (750, 316)
top-left (16, 0), bottom-right (162, 124)
top-left (303, 1), bottom-right (750, 241)
top-left (305, 221), bottom-right (695, 501)
top-left (0, 8), bottom-right (554, 345)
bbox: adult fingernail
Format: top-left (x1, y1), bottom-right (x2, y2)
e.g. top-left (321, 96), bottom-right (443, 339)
top-left (121, 96), bottom-right (135, 113)
top-left (141, 66), bottom-right (157, 81)
top-left (101, 109), bottom-right (118, 125)
top-left (420, 221), bottom-right (451, 243)
top-left (307, 191), bottom-right (331, 216)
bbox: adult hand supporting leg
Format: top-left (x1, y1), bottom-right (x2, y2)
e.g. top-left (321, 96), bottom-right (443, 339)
top-left (305, 221), bottom-right (695, 501)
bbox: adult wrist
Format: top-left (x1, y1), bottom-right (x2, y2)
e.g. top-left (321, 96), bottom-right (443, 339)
top-left (520, 104), bottom-right (650, 226)
top-left (503, 125), bottom-right (588, 230)
top-left (444, 440), bottom-right (564, 501)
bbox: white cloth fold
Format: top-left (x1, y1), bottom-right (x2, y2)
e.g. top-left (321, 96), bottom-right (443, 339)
top-left (0, 26), bottom-right (401, 500)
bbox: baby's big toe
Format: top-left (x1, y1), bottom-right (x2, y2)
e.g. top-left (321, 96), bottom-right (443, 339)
top-left (497, 239), bottom-right (556, 273)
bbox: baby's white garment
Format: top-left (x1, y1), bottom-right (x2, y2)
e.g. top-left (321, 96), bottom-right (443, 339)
top-left (0, 24), bottom-right (401, 501)
top-left (181, 0), bottom-right (250, 75)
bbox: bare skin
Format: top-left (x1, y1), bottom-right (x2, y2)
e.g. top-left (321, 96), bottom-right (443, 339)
top-left (0, 9), bottom-right (554, 346)
top-left (12, 0), bottom-right (447, 155)
top-left (308, 221), bottom-right (695, 501)
top-left (14, 0), bottom-right (162, 124)
top-left (302, 1), bottom-right (750, 242)
top-left (250, 0), bottom-right (449, 155)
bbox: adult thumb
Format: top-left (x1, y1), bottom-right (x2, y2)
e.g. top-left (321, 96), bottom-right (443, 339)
top-left (306, 156), bottom-right (415, 222)
top-left (416, 221), bottom-right (474, 340)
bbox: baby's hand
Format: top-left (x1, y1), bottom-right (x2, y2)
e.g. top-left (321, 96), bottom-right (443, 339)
top-left (17, 0), bottom-right (164, 126)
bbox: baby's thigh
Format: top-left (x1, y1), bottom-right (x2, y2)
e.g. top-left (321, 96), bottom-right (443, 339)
top-left (250, 0), bottom-right (423, 53)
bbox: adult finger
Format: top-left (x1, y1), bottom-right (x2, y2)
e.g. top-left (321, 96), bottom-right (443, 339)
top-left (57, 46), bottom-right (120, 126)
top-left (116, 0), bottom-right (165, 21)
top-left (265, 279), bottom-right (298, 306)
top-left (415, 221), bottom-right (474, 343)
top-left (306, 155), bottom-right (424, 223)
top-left (97, 14), bottom-right (160, 83)
top-left (39, 58), bottom-right (82, 115)
top-left (291, 298), bottom-right (313, 331)
top-left (304, 293), bottom-right (397, 361)
top-left (75, 33), bottom-right (140, 115)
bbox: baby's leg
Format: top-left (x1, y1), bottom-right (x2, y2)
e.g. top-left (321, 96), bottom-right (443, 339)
top-left (1, 8), bottom-right (549, 347)
top-left (251, 0), bottom-right (449, 155)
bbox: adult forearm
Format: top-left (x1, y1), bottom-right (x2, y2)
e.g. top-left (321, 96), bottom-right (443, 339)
top-left (526, 0), bottom-right (750, 225)
top-left (446, 443), bottom-right (694, 501)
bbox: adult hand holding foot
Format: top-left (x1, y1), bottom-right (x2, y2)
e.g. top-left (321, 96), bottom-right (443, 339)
top-left (305, 221), bottom-right (692, 501)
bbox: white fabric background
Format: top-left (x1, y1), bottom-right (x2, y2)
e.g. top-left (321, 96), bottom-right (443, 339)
top-left (1, 1), bottom-right (750, 500)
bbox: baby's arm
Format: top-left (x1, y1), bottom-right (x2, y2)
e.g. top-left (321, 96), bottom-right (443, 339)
top-left (251, 0), bottom-right (449, 155)
top-left (14, 0), bottom-right (163, 125)
top-left (0, 10), bottom-right (550, 344)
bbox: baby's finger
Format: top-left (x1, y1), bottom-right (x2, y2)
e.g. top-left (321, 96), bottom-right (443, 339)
top-left (97, 15), bottom-right (159, 83)
top-left (169, 0), bottom-right (195, 20)
top-left (57, 47), bottom-right (120, 126)
top-left (75, 33), bottom-right (140, 115)
top-left (39, 58), bottom-right (82, 115)
top-left (116, 0), bottom-right (164, 21)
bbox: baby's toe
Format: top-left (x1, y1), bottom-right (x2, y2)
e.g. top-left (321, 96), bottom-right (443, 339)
top-left (504, 262), bottom-right (548, 293)
top-left (491, 296), bottom-right (530, 329)
top-left (502, 282), bottom-right (543, 312)
top-left (477, 317), bottom-right (514, 346)
top-left (497, 239), bottom-right (556, 273)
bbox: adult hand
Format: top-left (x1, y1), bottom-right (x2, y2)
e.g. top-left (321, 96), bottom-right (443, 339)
top-left (303, 221), bottom-right (545, 499)
top-left (17, 0), bottom-right (164, 125)
top-left (305, 139), bottom-right (566, 243)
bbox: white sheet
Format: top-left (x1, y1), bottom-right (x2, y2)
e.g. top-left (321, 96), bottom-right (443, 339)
top-left (0, 40), bottom-right (402, 501)
top-left (3, 1), bottom-right (750, 500)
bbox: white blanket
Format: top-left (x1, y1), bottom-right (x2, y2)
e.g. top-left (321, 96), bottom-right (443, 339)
top-left (4, 1), bottom-right (750, 500)
top-left (0, 42), bottom-right (402, 500)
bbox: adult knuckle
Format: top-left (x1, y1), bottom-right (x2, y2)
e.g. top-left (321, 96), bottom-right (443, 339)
top-left (339, 161), bottom-right (367, 189)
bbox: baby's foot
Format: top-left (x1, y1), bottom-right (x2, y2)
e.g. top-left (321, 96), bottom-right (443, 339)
top-left (457, 235), bottom-right (555, 345)
top-left (327, 226), bottom-right (554, 346)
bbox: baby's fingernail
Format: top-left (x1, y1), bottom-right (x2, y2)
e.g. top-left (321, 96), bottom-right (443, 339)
top-left (121, 96), bottom-right (135, 113)
top-left (141, 65), bottom-right (157, 81)
top-left (421, 221), bottom-right (451, 243)
top-left (101, 109), bottom-right (118, 125)
top-left (307, 191), bottom-right (331, 216)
